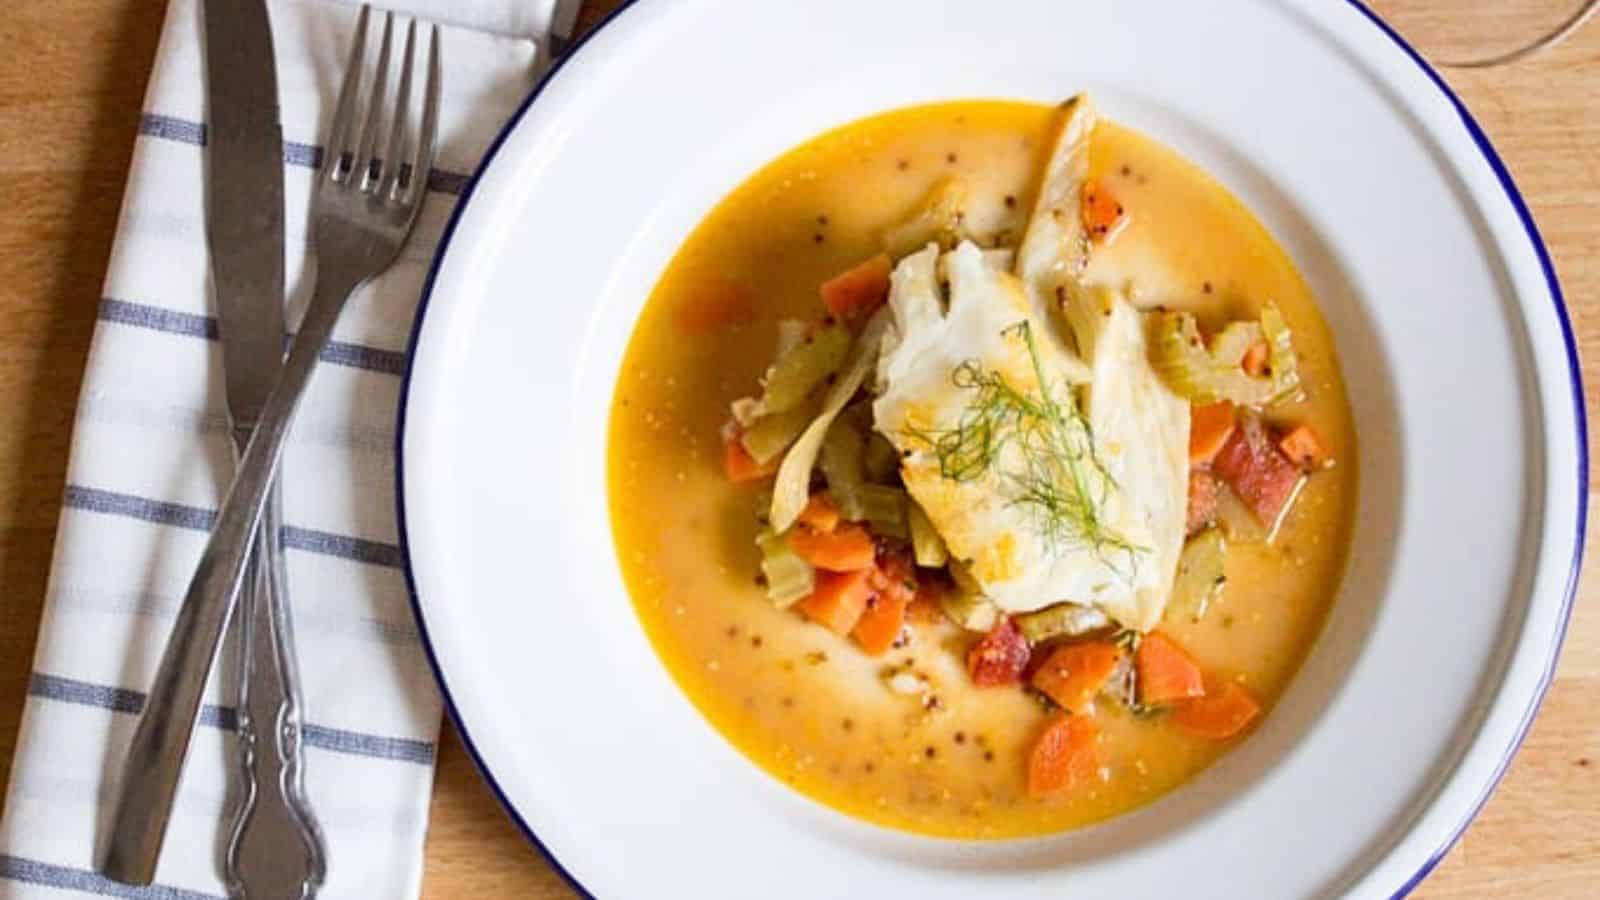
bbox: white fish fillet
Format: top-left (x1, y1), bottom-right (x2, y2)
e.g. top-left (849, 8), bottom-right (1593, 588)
top-left (871, 94), bottom-right (1189, 631)
top-left (1062, 282), bottom-right (1190, 631)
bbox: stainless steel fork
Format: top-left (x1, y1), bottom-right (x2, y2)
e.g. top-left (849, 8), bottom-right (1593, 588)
top-left (100, 6), bottom-right (441, 884)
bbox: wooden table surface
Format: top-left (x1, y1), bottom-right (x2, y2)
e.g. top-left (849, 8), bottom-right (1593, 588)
top-left (0, 1), bottom-right (1594, 896)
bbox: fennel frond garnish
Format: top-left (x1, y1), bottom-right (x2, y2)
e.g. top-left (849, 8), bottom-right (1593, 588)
top-left (902, 321), bottom-right (1145, 569)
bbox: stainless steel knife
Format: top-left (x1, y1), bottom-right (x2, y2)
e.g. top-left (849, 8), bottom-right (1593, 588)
top-left (97, 0), bottom-right (325, 891)
top-left (203, 3), bottom-right (327, 898)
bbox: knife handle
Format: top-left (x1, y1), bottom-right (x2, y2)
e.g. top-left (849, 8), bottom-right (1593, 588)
top-left (226, 478), bottom-right (326, 899)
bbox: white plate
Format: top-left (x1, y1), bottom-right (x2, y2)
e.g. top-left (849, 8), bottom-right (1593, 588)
top-left (395, 1), bottom-right (1586, 897)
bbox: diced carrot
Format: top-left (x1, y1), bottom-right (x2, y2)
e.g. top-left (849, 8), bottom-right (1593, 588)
top-left (1187, 469), bottom-right (1220, 536)
top-left (786, 522), bottom-right (876, 572)
top-left (1241, 340), bottom-right (1270, 376)
top-left (1135, 631), bottom-right (1206, 706)
top-left (863, 549), bottom-right (918, 652)
top-left (1278, 424), bottom-right (1330, 471)
top-left (797, 569), bottom-right (875, 635)
top-left (1030, 641), bottom-right (1123, 714)
top-left (1173, 680), bottom-right (1261, 740)
top-left (723, 427), bottom-right (775, 483)
top-left (967, 618), bottom-right (1031, 687)
top-left (1081, 179), bottom-right (1126, 244)
top-left (852, 591), bottom-right (909, 656)
top-left (676, 281), bottom-right (756, 335)
top-left (1213, 415), bottom-right (1306, 528)
top-left (1027, 714), bottom-right (1101, 798)
top-left (1188, 401), bottom-right (1236, 466)
top-left (819, 254), bottom-right (892, 321)
top-left (797, 493), bottom-right (842, 532)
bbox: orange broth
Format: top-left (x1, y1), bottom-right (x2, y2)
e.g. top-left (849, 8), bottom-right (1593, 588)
top-left (607, 101), bottom-right (1356, 838)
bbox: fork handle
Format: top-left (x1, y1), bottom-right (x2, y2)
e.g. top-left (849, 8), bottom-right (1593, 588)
top-left (225, 478), bottom-right (326, 899)
top-left (100, 265), bottom-right (364, 886)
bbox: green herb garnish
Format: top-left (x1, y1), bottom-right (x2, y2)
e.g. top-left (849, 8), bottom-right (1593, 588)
top-left (903, 321), bottom-right (1145, 571)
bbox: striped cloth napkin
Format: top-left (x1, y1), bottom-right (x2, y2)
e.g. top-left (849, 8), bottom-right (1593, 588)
top-left (0, 1), bottom-right (566, 896)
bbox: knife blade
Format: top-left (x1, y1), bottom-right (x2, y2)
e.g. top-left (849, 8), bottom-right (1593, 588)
top-left (207, 0), bottom-right (287, 432)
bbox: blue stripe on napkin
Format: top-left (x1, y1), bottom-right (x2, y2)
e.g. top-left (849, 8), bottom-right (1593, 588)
top-left (300, 725), bottom-right (435, 764)
top-left (99, 298), bottom-right (409, 376)
top-left (0, 853), bottom-right (224, 899)
top-left (99, 298), bottom-right (216, 340)
top-left (138, 113), bottom-right (472, 195)
top-left (30, 674), bottom-right (435, 765)
top-left (62, 486), bottom-right (403, 569)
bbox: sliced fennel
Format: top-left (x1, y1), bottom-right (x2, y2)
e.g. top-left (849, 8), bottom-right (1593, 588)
top-left (1167, 527), bottom-right (1227, 623)
top-left (883, 176), bottom-right (972, 259)
top-left (769, 309), bottom-right (892, 533)
top-left (908, 501), bottom-right (949, 567)
top-left (940, 589), bottom-right (999, 632)
top-left (1014, 602), bottom-right (1111, 644)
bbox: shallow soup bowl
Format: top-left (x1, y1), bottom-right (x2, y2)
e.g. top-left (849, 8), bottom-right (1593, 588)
top-left (395, 1), bottom-right (1585, 897)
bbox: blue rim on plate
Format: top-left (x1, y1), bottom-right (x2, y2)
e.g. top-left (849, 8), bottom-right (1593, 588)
top-left (392, 3), bottom-right (1587, 897)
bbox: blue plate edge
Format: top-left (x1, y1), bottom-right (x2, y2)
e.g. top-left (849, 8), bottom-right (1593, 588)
top-left (390, 3), bottom-right (1590, 898)
top-left (1339, 2), bottom-right (1588, 898)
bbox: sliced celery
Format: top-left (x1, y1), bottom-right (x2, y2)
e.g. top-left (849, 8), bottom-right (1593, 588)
top-left (757, 529), bottom-right (815, 608)
top-left (1150, 311), bottom-right (1274, 406)
top-left (732, 320), bottom-right (822, 429)
top-left (1209, 320), bottom-right (1264, 365)
top-left (759, 323), bottom-right (851, 414)
top-left (857, 484), bottom-right (908, 540)
top-left (740, 399), bottom-right (818, 465)
top-left (1260, 302), bottom-right (1304, 404)
top-left (819, 418), bottom-right (867, 520)
top-left (1149, 303), bottom-right (1302, 408)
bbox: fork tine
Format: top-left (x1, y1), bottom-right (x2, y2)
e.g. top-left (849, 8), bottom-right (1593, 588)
top-left (379, 20), bottom-right (418, 199)
top-left (352, 11), bottom-right (395, 189)
top-left (406, 25), bottom-right (442, 203)
top-left (323, 5), bottom-right (370, 182)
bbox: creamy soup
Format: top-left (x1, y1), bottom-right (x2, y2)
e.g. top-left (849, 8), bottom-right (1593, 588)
top-left (608, 100), bottom-right (1356, 838)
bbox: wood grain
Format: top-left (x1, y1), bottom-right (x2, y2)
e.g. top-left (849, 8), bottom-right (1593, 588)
top-left (0, 1), bottom-right (1592, 897)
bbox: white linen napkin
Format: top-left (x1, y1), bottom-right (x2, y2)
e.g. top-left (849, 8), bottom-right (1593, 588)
top-left (0, 1), bottom-right (563, 896)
